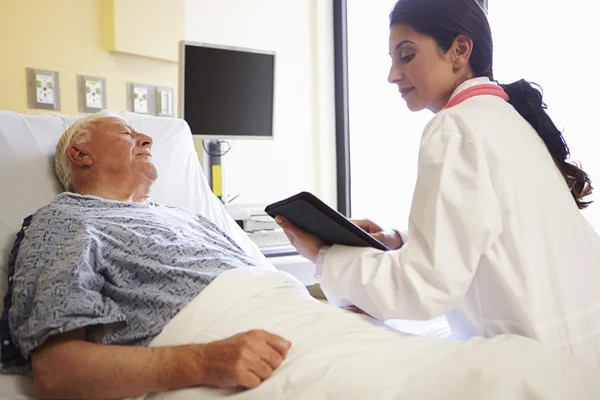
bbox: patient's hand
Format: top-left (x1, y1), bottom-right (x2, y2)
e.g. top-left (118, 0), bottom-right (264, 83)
top-left (351, 219), bottom-right (404, 250)
top-left (196, 330), bottom-right (292, 389)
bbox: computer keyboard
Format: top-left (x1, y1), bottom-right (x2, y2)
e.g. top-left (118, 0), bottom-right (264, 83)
top-left (248, 230), bottom-right (293, 250)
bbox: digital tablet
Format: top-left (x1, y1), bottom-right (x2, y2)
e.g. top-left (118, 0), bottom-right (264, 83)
top-left (264, 192), bottom-right (389, 251)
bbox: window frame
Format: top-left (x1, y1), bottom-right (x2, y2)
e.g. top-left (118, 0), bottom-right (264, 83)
top-left (333, 0), bottom-right (351, 216)
top-left (332, 0), bottom-right (489, 216)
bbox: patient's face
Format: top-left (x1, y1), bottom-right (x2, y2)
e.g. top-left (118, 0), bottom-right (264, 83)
top-left (83, 117), bottom-right (158, 184)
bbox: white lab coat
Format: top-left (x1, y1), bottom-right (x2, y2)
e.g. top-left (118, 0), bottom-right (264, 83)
top-left (320, 77), bottom-right (600, 366)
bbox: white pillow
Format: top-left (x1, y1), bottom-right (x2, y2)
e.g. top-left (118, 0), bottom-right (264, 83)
top-left (0, 110), bottom-right (273, 312)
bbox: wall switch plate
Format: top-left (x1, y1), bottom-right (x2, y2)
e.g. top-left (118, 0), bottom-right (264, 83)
top-left (133, 86), bottom-right (148, 113)
top-left (127, 82), bottom-right (154, 115)
top-left (26, 68), bottom-right (60, 110)
top-left (77, 75), bottom-right (106, 113)
top-left (155, 86), bottom-right (174, 117)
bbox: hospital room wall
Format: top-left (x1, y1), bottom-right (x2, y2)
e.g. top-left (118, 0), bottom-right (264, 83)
top-left (0, 0), bottom-right (180, 116)
top-left (0, 0), bottom-right (337, 208)
top-left (185, 0), bottom-right (337, 207)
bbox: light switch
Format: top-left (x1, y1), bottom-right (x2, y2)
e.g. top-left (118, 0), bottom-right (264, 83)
top-left (77, 75), bottom-right (106, 113)
top-left (159, 91), bottom-right (170, 114)
top-left (26, 68), bottom-right (60, 110)
top-left (155, 86), bottom-right (174, 117)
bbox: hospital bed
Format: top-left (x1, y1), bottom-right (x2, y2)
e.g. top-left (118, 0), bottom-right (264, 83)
top-left (1, 111), bottom-right (599, 400)
top-left (0, 110), bottom-right (274, 399)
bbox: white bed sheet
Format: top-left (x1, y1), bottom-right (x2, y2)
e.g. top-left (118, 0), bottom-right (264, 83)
top-left (134, 268), bottom-right (600, 400)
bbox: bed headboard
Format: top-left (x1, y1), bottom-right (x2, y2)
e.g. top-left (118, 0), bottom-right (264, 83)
top-left (0, 111), bottom-right (273, 311)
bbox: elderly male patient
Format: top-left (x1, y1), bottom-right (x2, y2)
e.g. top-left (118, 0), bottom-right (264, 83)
top-left (5, 112), bottom-right (293, 399)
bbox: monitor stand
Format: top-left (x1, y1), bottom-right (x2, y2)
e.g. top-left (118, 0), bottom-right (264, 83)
top-left (202, 140), bottom-right (225, 203)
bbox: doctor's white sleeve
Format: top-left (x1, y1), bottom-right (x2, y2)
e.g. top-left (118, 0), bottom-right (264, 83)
top-left (319, 115), bottom-right (503, 321)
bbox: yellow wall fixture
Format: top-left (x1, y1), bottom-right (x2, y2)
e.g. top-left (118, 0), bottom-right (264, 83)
top-left (101, 0), bottom-right (185, 62)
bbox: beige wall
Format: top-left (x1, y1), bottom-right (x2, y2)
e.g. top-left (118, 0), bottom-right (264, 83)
top-left (0, 0), bottom-right (336, 207)
top-left (109, 0), bottom-right (184, 62)
top-left (0, 0), bottom-right (179, 116)
top-left (184, 0), bottom-right (337, 206)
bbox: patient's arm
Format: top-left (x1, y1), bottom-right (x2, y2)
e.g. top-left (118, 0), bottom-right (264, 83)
top-left (31, 328), bottom-right (291, 400)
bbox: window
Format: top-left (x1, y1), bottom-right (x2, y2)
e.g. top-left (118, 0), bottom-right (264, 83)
top-left (488, 0), bottom-right (599, 229)
top-left (346, 0), bottom-right (429, 227)
top-left (341, 0), bottom-right (599, 230)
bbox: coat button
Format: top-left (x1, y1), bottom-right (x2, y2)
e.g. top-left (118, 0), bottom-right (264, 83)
top-left (2, 340), bottom-right (9, 346)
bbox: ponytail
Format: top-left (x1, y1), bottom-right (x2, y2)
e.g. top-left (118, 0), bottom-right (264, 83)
top-left (387, 0), bottom-right (593, 208)
top-left (499, 80), bottom-right (593, 209)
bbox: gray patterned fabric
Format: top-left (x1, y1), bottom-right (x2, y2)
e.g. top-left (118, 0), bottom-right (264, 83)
top-left (7, 193), bottom-right (260, 372)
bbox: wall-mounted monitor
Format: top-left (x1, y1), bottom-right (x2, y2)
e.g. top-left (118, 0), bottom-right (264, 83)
top-left (179, 41), bottom-right (275, 140)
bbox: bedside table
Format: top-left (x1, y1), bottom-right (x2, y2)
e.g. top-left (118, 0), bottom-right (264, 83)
top-left (268, 254), bottom-right (327, 300)
top-left (268, 254), bottom-right (317, 286)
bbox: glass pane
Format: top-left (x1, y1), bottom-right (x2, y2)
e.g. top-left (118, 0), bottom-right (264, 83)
top-left (489, 0), bottom-right (599, 230)
top-left (347, 0), bottom-right (432, 228)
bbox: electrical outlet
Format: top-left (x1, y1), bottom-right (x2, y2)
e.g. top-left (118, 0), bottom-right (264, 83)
top-left (133, 86), bottom-right (148, 114)
top-left (26, 68), bottom-right (60, 110)
top-left (77, 75), bottom-right (106, 113)
top-left (86, 80), bottom-right (102, 108)
top-left (36, 74), bottom-right (55, 104)
top-left (127, 83), bottom-right (155, 115)
top-left (155, 86), bottom-right (173, 117)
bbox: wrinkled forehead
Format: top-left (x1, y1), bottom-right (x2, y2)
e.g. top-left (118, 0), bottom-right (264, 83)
top-left (92, 116), bottom-right (134, 135)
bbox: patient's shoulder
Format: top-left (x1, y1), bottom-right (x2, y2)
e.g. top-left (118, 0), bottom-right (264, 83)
top-left (35, 192), bottom-right (108, 218)
top-left (24, 194), bottom-right (90, 244)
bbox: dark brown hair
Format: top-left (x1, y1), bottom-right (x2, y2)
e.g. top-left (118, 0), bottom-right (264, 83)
top-left (390, 0), bottom-right (593, 208)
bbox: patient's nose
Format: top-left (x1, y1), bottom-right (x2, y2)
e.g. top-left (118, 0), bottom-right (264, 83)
top-left (138, 133), bottom-right (153, 149)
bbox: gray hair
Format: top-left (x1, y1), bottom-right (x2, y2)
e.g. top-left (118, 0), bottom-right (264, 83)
top-left (55, 110), bottom-right (120, 192)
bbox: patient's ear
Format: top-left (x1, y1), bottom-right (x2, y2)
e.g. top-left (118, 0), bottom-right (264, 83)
top-left (65, 144), bottom-right (93, 167)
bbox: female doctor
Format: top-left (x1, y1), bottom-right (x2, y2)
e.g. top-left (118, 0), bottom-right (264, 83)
top-left (276, 0), bottom-right (600, 366)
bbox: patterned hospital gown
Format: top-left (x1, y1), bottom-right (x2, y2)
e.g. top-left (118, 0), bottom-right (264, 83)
top-left (9, 192), bottom-right (261, 364)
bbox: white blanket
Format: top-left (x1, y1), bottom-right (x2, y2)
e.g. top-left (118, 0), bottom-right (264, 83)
top-left (137, 268), bottom-right (600, 400)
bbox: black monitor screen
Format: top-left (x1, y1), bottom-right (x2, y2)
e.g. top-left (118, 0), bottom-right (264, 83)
top-left (181, 43), bottom-right (275, 138)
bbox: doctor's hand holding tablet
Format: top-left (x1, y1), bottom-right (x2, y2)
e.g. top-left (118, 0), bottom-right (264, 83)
top-left (265, 191), bottom-right (397, 263)
top-left (272, 215), bottom-right (403, 263)
top-left (268, 0), bottom-right (600, 367)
